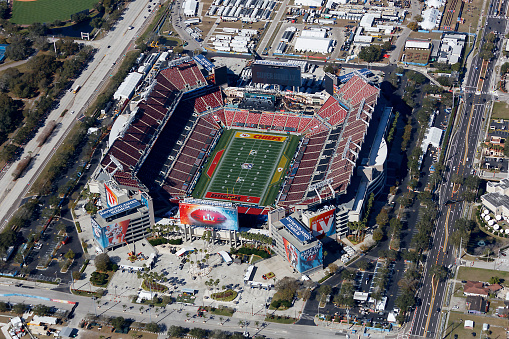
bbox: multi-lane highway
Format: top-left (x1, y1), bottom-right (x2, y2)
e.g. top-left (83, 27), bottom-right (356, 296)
top-left (409, 0), bottom-right (507, 336)
top-left (0, 0), bottom-right (156, 232)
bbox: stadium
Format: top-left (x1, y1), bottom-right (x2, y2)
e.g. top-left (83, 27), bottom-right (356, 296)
top-left (100, 57), bottom-right (380, 219)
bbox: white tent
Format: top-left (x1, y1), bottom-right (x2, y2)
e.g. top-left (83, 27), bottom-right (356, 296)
top-left (505, 229), bottom-right (509, 234)
top-left (485, 215), bottom-right (491, 221)
top-left (494, 224), bottom-right (500, 230)
top-left (421, 8), bottom-right (441, 30)
top-left (489, 220), bottom-right (495, 226)
top-left (426, 0), bottom-right (445, 8)
top-left (113, 72), bottom-right (143, 101)
top-left (294, 37), bottom-right (333, 54)
top-left (484, 209), bottom-right (489, 214)
top-left (496, 215), bottom-right (502, 220)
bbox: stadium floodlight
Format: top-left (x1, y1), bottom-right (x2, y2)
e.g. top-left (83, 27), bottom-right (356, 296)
top-left (103, 155), bottom-right (124, 178)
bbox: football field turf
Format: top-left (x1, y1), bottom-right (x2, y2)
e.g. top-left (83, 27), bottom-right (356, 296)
top-left (193, 130), bottom-right (300, 206)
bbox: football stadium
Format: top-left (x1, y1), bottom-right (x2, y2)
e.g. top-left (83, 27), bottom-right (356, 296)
top-left (90, 54), bottom-right (387, 259)
top-left (100, 56), bottom-right (380, 217)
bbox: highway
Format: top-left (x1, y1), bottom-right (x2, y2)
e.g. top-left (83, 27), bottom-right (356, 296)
top-left (0, 0), bottom-right (156, 232)
top-left (408, 0), bottom-right (507, 336)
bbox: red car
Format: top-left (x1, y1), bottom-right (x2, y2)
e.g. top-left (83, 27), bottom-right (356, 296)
top-left (61, 236), bottom-right (69, 245)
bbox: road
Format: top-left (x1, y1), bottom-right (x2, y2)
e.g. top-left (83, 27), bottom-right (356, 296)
top-left (0, 0), bottom-right (155, 232)
top-left (0, 284), bottom-right (355, 339)
top-left (408, 0), bottom-right (507, 336)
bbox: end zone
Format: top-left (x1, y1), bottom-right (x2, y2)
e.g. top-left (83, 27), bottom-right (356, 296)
top-left (205, 191), bottom-right (261, 204)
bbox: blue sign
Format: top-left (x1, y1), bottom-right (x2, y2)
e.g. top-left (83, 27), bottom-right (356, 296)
top-left (280, 217), bottom-right (312, 243)
top-left (99, 199), bottom-right (141, 220)
top-left (194, 55), bottom-right (214, 72)
top-left (338, 68), bottom-right (373, 83)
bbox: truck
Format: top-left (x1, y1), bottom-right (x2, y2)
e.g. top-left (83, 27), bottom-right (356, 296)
top-left (72, 85), bottom-right (81, 94)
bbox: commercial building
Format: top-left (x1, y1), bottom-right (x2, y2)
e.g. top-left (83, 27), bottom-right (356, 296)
top-left (269, 211), bottom-right (323, 275)
top-left (88, 169), bottom-right (155, 251)
top-left (481, 178), bottom-right (509, 218)
top-left (437, 34), bottom-right (466, 64)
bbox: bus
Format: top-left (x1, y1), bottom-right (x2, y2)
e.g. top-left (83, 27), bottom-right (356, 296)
top-left (72, 85), bottom-right (81, 94)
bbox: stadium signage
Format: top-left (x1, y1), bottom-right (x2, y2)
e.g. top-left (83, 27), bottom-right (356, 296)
top-left (235, 132), bottom-right (286, 142)
top-left (99, 199), bottom-right (141, 219)
top-left (281, 216), bottom-right (313, 243)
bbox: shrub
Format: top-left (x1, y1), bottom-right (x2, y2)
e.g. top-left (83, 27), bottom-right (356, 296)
top-left (90, 271), bottom-right (108, 286)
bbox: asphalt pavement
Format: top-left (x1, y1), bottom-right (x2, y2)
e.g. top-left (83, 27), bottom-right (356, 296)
top-left (408, 0), bottom-right (509, 336)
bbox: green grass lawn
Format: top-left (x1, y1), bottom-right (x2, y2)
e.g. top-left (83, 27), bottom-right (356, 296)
top-left (12, 0), bottom-right (99, 25)
top-left (491, 101), bottom-right (509, 120)
top-left (457, 266), bottom-right (509, 282)
top-left (444, 311), bottom-right (507, 339)
top-left (194, 130), bottom-right (298, 206)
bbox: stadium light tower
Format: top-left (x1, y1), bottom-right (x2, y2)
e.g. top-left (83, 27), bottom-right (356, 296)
top-left (103, 155), bottom-right (124, 177)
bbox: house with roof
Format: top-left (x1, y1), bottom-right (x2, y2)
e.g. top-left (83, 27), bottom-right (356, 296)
top-left (463, 281), bottom-right (489, 297)
top-left (466, 296), bottom-right (489, 314)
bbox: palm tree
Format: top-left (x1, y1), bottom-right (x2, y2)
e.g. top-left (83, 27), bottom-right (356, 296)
top-left (238, 320), bottom-right (244, 327)
top-left (255, 320), bottom-right (259, 328)
top-left (219, 316), bottom-right (224, 324)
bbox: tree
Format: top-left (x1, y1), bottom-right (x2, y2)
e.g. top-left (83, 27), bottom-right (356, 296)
top-left (451, 173), bottom-right (464, 185)
top-left (0, 302), bottom-right (7, 312)
top-left (5, 35), bottom-right (33, 61)
top-left (357, 260), bottom-right (369, 271)
top-left (65, 249), bottom-right (75, 260)
top-left (145, 322), bottom-right (160, 333)
top-left (32, 304), bottom-right (50, 316)
top-left (111, 317), bottom-right (126, 330)
top-left (327, 263), bottom-right (339, 275)
top-left (12, 303), bottom-right (26, 315)
top-left (406, 70), bottom-right (426, 84)
top-left (489, 276), bottom-right (500, 285)
top-left (407, 22), bottom-right (419, 31)
top-left (375, 208), bottom-right (389, 228)
top-left (414, 14), bottom-right (423, 22)
top-left (95, 253), bottom-right (111, 271)
top-left (358, 45), bottom-right (383, 63)
top-left (169, 325), bottom-right (186, 337)
top-left (430, 264), bottom-right (448, 281)
top-left (373, 227), bottom-right (384, 242)
top-left (502, 62), bottom-right (509, 75)
top-left (0, 2), bottom-right (9, 19)
top-left (319, 284), bottom-right (332, 297)
top-left (90, 17), bottom-right (104, 29)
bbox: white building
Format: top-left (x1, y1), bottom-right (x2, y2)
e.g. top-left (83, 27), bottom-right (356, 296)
top-left (426, 0), bottom-right (446, 8)
top-left (183, 0), bottom-right (198, 16)
top-left (294, 37), bottom-right (333, 54)
top-left (437, 34), bottom-right (465, 64)
top-left (294, 0), bottom-right (324, 6)
top-left (405, 39), bottom-right (431, 49)
top-left (113, 72), bottom-right (143, 101)
top-left (421, 8), bottom-right (441, 30)
top-left (482, 179), bottom-right (509, 219)
top-left (301, 28), bottom-right (328, 38)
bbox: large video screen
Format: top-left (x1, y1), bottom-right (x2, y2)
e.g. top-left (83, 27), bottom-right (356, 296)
top-left (306, 209), bottom-right (336, 238)
top-left (179, 203), bottom-right (239, 230)
top-left (283, 237), bottom-right (323, 273)
top-left (252, 63), bottom-right (301, 87)
top-left (92, 217), bottom-right (130, 249)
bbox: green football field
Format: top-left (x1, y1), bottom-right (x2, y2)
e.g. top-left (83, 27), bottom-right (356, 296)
top-left (193, 130), bottom-right (300, 206)
top-left (11, 0), bottom-right (99, 25)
